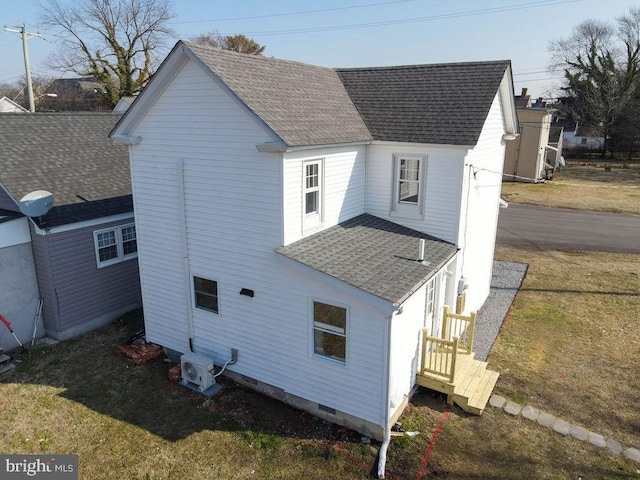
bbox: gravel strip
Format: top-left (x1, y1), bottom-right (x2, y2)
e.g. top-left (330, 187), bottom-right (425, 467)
top-left (474, 261), bottom-right (528, 361)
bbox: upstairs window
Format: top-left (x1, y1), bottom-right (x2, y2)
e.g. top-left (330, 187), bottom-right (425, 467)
top-left (392, 154), bottom-right (426, 219)
top-left (93, 223), bottom-right (137, 268)
top-left (303, 159), bottom-right (323, 231)
top-left (313, 301), bottom-right (347, 364)
top-left (398, 158), bottom-right (420, 203)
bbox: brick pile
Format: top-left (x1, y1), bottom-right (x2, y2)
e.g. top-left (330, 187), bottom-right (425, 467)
top-left (115, 341), bottom-right (164, 365)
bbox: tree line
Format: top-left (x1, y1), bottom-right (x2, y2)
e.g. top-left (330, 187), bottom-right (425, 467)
top-left (550, 7), bottom-right (640, 159)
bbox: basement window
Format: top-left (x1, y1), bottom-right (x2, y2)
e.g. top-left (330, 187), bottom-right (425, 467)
top-left (313, 301), bottom-right (347, 363)
top-left (93, 223), bottom-right (137, 268)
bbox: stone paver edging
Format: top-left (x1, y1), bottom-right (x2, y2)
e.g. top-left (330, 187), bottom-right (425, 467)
top-left (489, 394), bottom-right (640, 463)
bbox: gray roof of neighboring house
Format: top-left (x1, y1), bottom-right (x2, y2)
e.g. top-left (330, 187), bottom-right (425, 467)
top-left (275, 214), bottom-right (458, 305)
top-left (185, 42), bottom-right (373, 147)
top-left (184, 42), bottom-right (510, 147)
top-left (336, 61), bottom-right (511, 146)
top-left (0, 113), bottom-right (131, 228)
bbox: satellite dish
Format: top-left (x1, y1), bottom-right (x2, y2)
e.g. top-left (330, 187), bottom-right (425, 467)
top-left (19, 190), bottom-right (55, 217)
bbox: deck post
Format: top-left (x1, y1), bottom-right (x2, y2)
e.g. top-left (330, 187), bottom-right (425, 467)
top-left (421, 328), bottom-right (429, 374)
top-left (467, 311), bottom-right (476, 353)
top-left (449, 337), bottom-right (459, 383)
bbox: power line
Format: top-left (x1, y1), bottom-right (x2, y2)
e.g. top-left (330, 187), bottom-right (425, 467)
top-left (178, 0), bottom-right (582, 37)
top-left (172, 0), bottom-right (417, 25)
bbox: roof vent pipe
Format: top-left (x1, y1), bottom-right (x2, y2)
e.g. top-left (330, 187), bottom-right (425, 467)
top-left (418, 239), bottom-right (425, 262)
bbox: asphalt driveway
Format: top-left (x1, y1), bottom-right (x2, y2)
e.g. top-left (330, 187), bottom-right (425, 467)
top-left (497, 204), bottom-right (640, 254)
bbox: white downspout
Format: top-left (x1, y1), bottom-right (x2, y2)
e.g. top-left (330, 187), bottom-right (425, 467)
top-left (177, 159), bottom-right (194, 351)
top-left (378, 309), bottom-right (395, 479)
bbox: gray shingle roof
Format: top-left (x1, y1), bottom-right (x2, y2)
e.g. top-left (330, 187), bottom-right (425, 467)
top-left (0, 113), bottom-right (131, 227)
top-left (184, 42), bottom-right (373, 147)
top-left (336, 61), bottom-right (511, 146)
top-left (275, 214), bottom-right (457, 305)
top-left (183, 42), bottom-right (509, 147)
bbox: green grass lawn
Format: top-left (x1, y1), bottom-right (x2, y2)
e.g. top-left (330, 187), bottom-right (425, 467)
top-left (2, 245), bottom-right (638, 479)
top-left (501, 160), bottom-right (640, 214)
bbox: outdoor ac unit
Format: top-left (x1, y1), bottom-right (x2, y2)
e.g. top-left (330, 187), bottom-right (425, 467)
top-left (180, 352), bottom-right (215, 391)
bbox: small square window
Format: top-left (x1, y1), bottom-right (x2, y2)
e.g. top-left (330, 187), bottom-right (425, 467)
top-left (194, 276), bottom-right (219, 313)
top-left (313, 301), bottom-right (346, 363)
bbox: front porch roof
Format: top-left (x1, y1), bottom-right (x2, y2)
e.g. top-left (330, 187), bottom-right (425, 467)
top-left (275, 214), bottom-right (458, 305)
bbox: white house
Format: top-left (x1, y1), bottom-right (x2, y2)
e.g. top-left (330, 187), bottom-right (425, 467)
top-left (110, 42), bottom-right (517, 449)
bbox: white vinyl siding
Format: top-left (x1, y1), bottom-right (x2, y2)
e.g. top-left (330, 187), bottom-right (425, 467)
top-left (283, 146), bottom-right (366, 245)
top-left (457, 90), bottom-right (507, 312)
top-left (127, 58), bottom-right (385, 426)
top-left (366, 143), bottom-right (465, 244)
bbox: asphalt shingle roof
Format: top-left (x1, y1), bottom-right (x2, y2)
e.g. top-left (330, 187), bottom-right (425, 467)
top-left (0, 113), bottom-right (131, 227)
top-left (336, 61), bottom-right (511, 146)
top-left (275, 214), bottom-right (458, 305)
top-left (185, 42), bottom-right (373, 147)
top-left (184, 42), bottom-right (509, 147)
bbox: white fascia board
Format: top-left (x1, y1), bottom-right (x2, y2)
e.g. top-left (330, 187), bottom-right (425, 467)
top-left (282, 140), bottom-right (372, 152)
top-left (32, 212), bottom-right (135, 235)
top-left (111, 135), bottom-right (142, 145)
top-left (370, 140), bottom-right (474, 151)
top-left (256, 141), bottom-right (287, 153)
top-left (500, 65), bottom-right (519, 135)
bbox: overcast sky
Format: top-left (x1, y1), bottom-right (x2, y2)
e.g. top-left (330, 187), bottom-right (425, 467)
top-left (1, 0), bottom-right (637, 99)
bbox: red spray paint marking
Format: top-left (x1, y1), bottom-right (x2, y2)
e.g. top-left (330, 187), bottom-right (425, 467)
top-left (416, 407), bottom-right (451, 480)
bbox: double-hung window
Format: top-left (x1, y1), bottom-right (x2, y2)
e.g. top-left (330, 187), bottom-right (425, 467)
top-left (93, 223), bottom-right (137, 268)
top-left (194, 276), bottom-right (219, 314)
top-left (303, 159), bottom-right (323, 231)
top-left (313, 301), bottom-right (347, 363)
top-left (392, 154), bottom-right (426, 218)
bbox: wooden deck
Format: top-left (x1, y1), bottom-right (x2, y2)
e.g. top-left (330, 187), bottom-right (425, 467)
top-left (415, 308), bottom-right (499, 415)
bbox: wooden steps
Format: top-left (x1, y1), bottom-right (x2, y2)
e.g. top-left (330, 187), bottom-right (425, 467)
top-left (416, 352), bottom-right (499, 415)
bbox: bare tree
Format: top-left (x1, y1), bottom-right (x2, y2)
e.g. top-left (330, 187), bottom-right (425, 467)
top-left (190, 31), bottom-right (265, 55)
top-left (549, 9), bottom-right (640, 157)
top-left (38, 0), bottom-right (175, 106)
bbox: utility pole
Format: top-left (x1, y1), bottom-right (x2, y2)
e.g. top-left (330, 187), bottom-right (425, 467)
top-left (4, 24), bottom-right (42, 113)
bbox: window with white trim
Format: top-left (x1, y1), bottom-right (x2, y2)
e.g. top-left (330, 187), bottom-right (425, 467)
top-left (194, 276), bottom-right (219, 314)
top-left (93, 223), bottom-right (137, 268)
top-left (313, 301), bottom-right (347, 363)
top-left (391, 154), bottom-right (426, 218)
top-left (303, 159), bottom-right (323, 231)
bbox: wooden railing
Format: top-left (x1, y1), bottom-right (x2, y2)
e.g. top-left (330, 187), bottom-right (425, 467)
top-left (420, 328), bottom-right (459, 383)
top-left (442, 305), bottom-right (476, 355)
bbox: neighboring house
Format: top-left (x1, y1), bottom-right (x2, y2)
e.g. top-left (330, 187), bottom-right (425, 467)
top-left (558, 119), bottom-right (605, 151)
top-left (41, 77), bottom-right (112, 111)
top-left (0, 96), bottom-right (28, 113)
top-left (110, 42), bottom-right (518, 442)
top-left (504, 106), bottom-right (555, 182)
top-left (0, 113), bottom-right (141, 345)
top-left (0, 211), bottom-right (40, 352)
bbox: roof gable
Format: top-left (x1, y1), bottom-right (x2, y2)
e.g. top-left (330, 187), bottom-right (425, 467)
top-left (183, 42), bottom-right (373, 147)
top-left (113, 41), bottom-right (515, 149)
top-left (336, 61), bottom-right (512, 146)
top-left (0, 113), bottom-right (131, 227)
